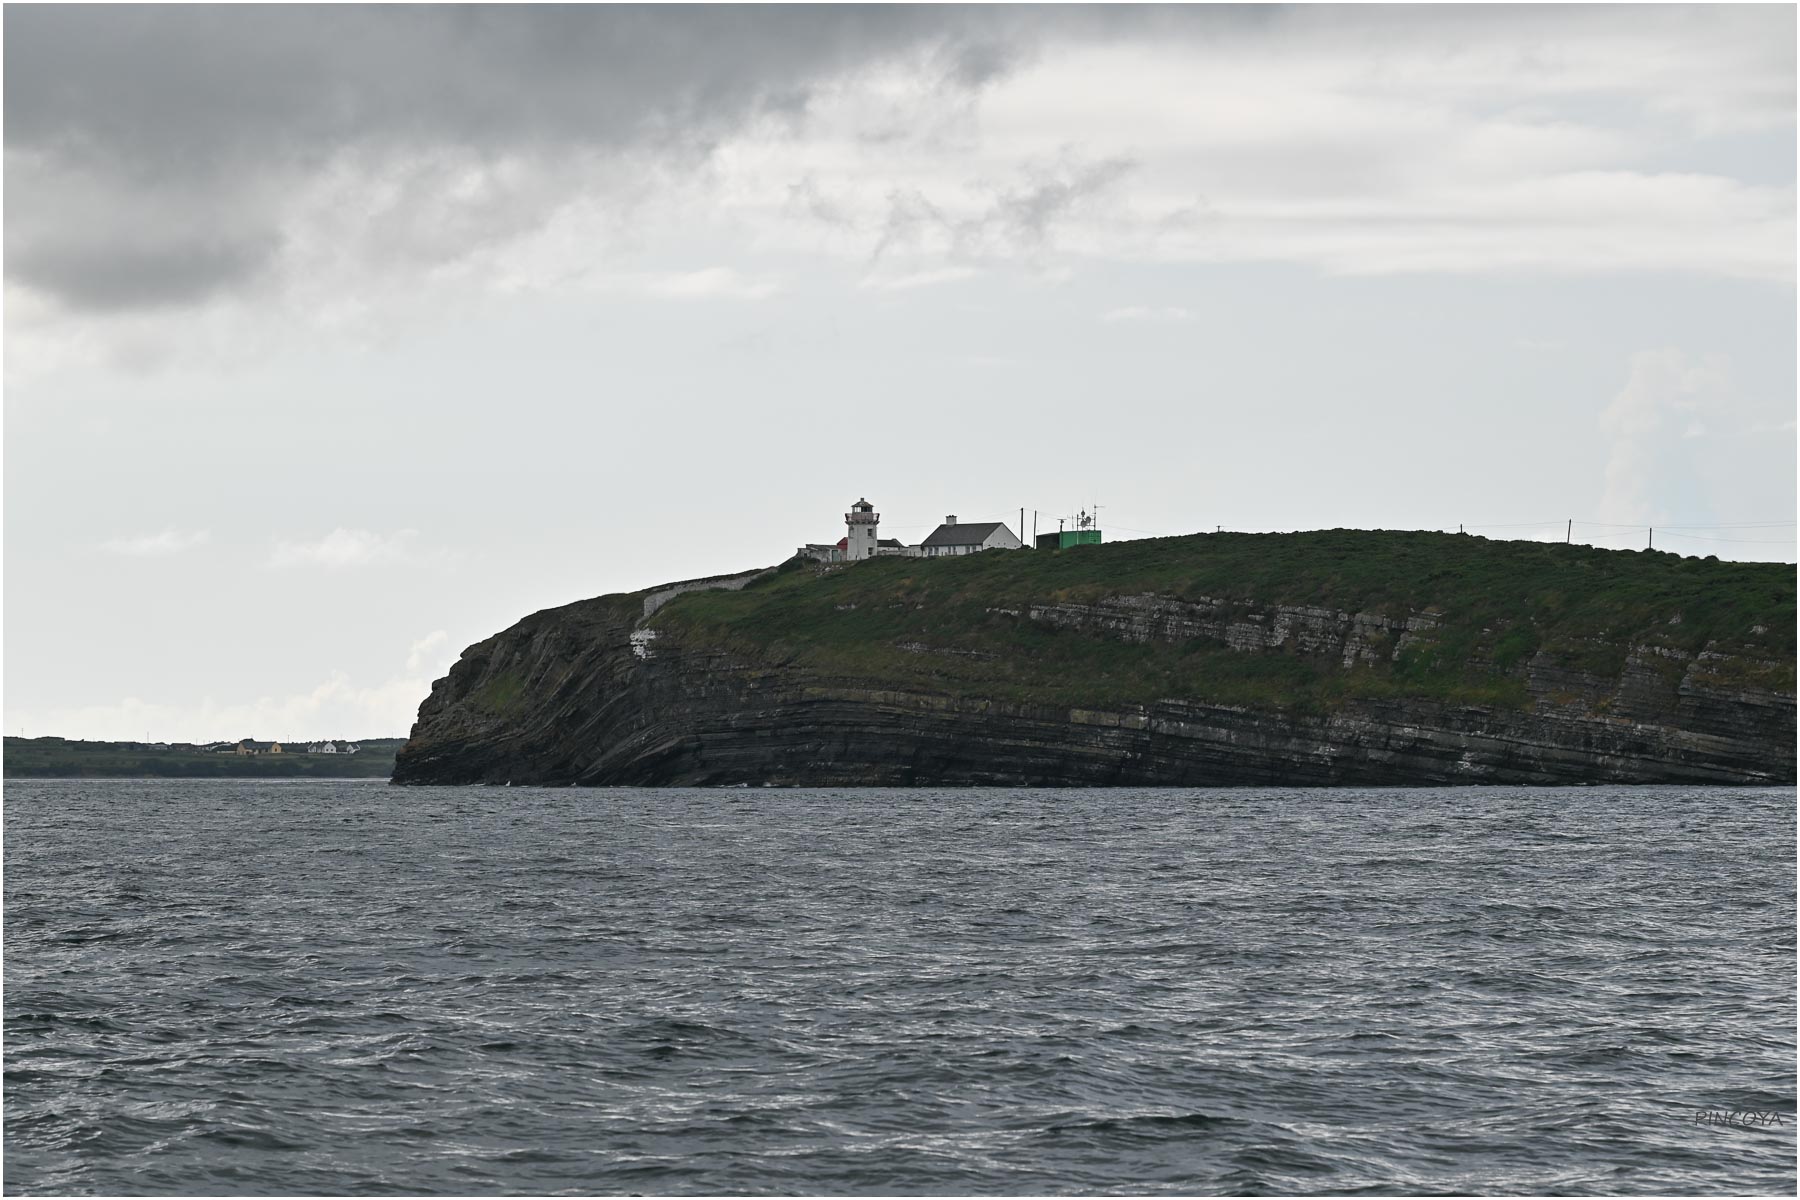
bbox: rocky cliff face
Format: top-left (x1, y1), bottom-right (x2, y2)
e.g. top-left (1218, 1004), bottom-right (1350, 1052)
top-left (394, 546), bottom-right (1794, 786)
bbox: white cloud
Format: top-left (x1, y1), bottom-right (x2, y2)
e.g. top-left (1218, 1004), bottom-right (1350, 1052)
top-left (858, 265), bottom-right (978, 292)
top-left (406, 630), bottom-right (451, 674)
top-left (645, 267), bottom-right (779, 300)
top-left (1101, 305), bottom-right (1192, 323)
top-left (267, 527), bottom-right (442, 569)
top-left (101, 528), bottom-right (210, 556)
top-left (750, 130), bottom-right (1791, 281)
top-left (1598, 349), bottom-right (1731, 525)
top-left (735, 29), bottom-right (1794, 283)
top-left (12, 624), bottom-right (479, 741)
top-left (21, 671), bottom-right (432, 743)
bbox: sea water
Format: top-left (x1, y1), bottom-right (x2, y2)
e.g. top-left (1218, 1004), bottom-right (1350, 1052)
top-left (5, 781), bottom-right (1794, 1194)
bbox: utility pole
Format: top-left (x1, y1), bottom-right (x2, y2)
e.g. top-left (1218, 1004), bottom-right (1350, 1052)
top-left (1566, 519), bottom-right (1572, 543)
top-left (1648, 527), bottom-right (1654, 550)
top-left (1020, 508), bottom-right (1025, 546)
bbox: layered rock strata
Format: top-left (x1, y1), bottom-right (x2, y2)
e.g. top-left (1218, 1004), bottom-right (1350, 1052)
top-left (395, 571), bottom-right (1794, 786)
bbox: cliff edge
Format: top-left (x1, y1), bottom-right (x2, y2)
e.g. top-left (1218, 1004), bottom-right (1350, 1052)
top-left (394, 531), bottom-right (1795, 786)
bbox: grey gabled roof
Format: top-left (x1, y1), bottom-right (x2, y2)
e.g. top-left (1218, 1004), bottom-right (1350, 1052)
top-left (921, 521), bottom-right (1008, 547)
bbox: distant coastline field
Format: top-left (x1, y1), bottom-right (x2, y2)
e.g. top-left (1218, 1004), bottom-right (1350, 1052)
top-left (3, 737), bottom-right (404, 779)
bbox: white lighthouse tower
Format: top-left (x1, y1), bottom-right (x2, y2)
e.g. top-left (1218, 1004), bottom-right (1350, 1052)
top-left (845, 497), bottom-right (880, 561)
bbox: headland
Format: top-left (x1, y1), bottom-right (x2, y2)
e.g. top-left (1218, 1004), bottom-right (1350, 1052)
top-left (393, 529), bottom-right (1795, 787)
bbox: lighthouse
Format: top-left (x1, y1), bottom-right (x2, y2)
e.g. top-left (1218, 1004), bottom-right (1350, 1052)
top-left (844, 497), bottom-right (880, 561)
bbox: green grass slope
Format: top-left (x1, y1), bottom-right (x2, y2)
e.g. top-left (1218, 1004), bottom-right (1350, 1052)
top-left (650, 530), bottom-right (1795, 715)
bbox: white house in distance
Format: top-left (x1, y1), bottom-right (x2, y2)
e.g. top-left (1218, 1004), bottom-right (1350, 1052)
top-left (918, 515), bottom-right (1023, 556)
top-left (797, 499), bottom-right (1022, 562)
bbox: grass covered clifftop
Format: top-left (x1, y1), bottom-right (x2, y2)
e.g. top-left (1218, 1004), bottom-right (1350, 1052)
top-left (647, 530), bottom-right (1794, 716)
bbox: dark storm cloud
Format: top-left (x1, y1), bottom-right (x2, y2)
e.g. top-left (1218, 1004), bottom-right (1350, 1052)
top-left (6, 4), bottom-right (1101, 312)
top-left (5, 6), bottom-right (977, 173)
top-left (4, 3), bottom-right (1257, 163)
top-left (25, 6), bottom-right (1756, 316)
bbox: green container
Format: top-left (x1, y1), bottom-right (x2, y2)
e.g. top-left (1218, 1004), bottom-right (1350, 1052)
top-left (1035, 529), bottom-right (1103, 550)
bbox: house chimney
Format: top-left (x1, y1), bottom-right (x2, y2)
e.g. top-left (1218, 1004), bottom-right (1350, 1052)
top-left (945, 514), bottom-right (957, 526)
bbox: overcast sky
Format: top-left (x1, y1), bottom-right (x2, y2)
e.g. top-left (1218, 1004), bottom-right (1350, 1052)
top-left (6, 4), bottom-right (1795, 742)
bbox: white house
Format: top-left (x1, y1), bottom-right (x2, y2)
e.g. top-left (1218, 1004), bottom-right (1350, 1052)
top-left (309, 742), bottom-right (338, 754)
top-left (797, 500), bottom-right (1023, 562)
top-left (918, 515), bottom-right (1023, 557)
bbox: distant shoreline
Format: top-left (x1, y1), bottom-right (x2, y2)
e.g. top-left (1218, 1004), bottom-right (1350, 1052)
top-left (9, 775), bottom-right (394, 782)
top-left (4, 737), bottom-right (403, 779)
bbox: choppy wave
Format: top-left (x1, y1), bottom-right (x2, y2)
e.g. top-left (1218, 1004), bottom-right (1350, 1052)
top-left (5, 782), bottom-right (1794, 1194)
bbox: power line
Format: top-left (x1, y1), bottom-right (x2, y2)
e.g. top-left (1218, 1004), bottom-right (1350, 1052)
top-left (1573, 519), bottom-right (1796, 530)
top-left (1464, 520), bottom-right (1567, 529)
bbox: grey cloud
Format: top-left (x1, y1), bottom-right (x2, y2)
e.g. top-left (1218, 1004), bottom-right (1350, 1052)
top-left (989, 156), bottom-right (1136, 249)
top-left (5, 4), bottom-right (1053, 313)
top-left (9, 5), bottom-right (1783, 177)
top-left (871, 188), bottom-right (954, 262)
top-left (9, 231), bottom-right (280, 312)
top-left (4, 6), bottom-right (1042, 178)
top-left (6, 5), bottom-right (1788, 316)
top-left (939, 38), bottom-right (1024, 90)
top-left (865, 154), bottom-right (1137, 264)
top-left (785, 177), bottom-right (856, 230)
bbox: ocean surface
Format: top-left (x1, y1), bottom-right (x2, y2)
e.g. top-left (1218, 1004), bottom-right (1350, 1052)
top-left (5, 781), bottom-right (1794, 1196)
